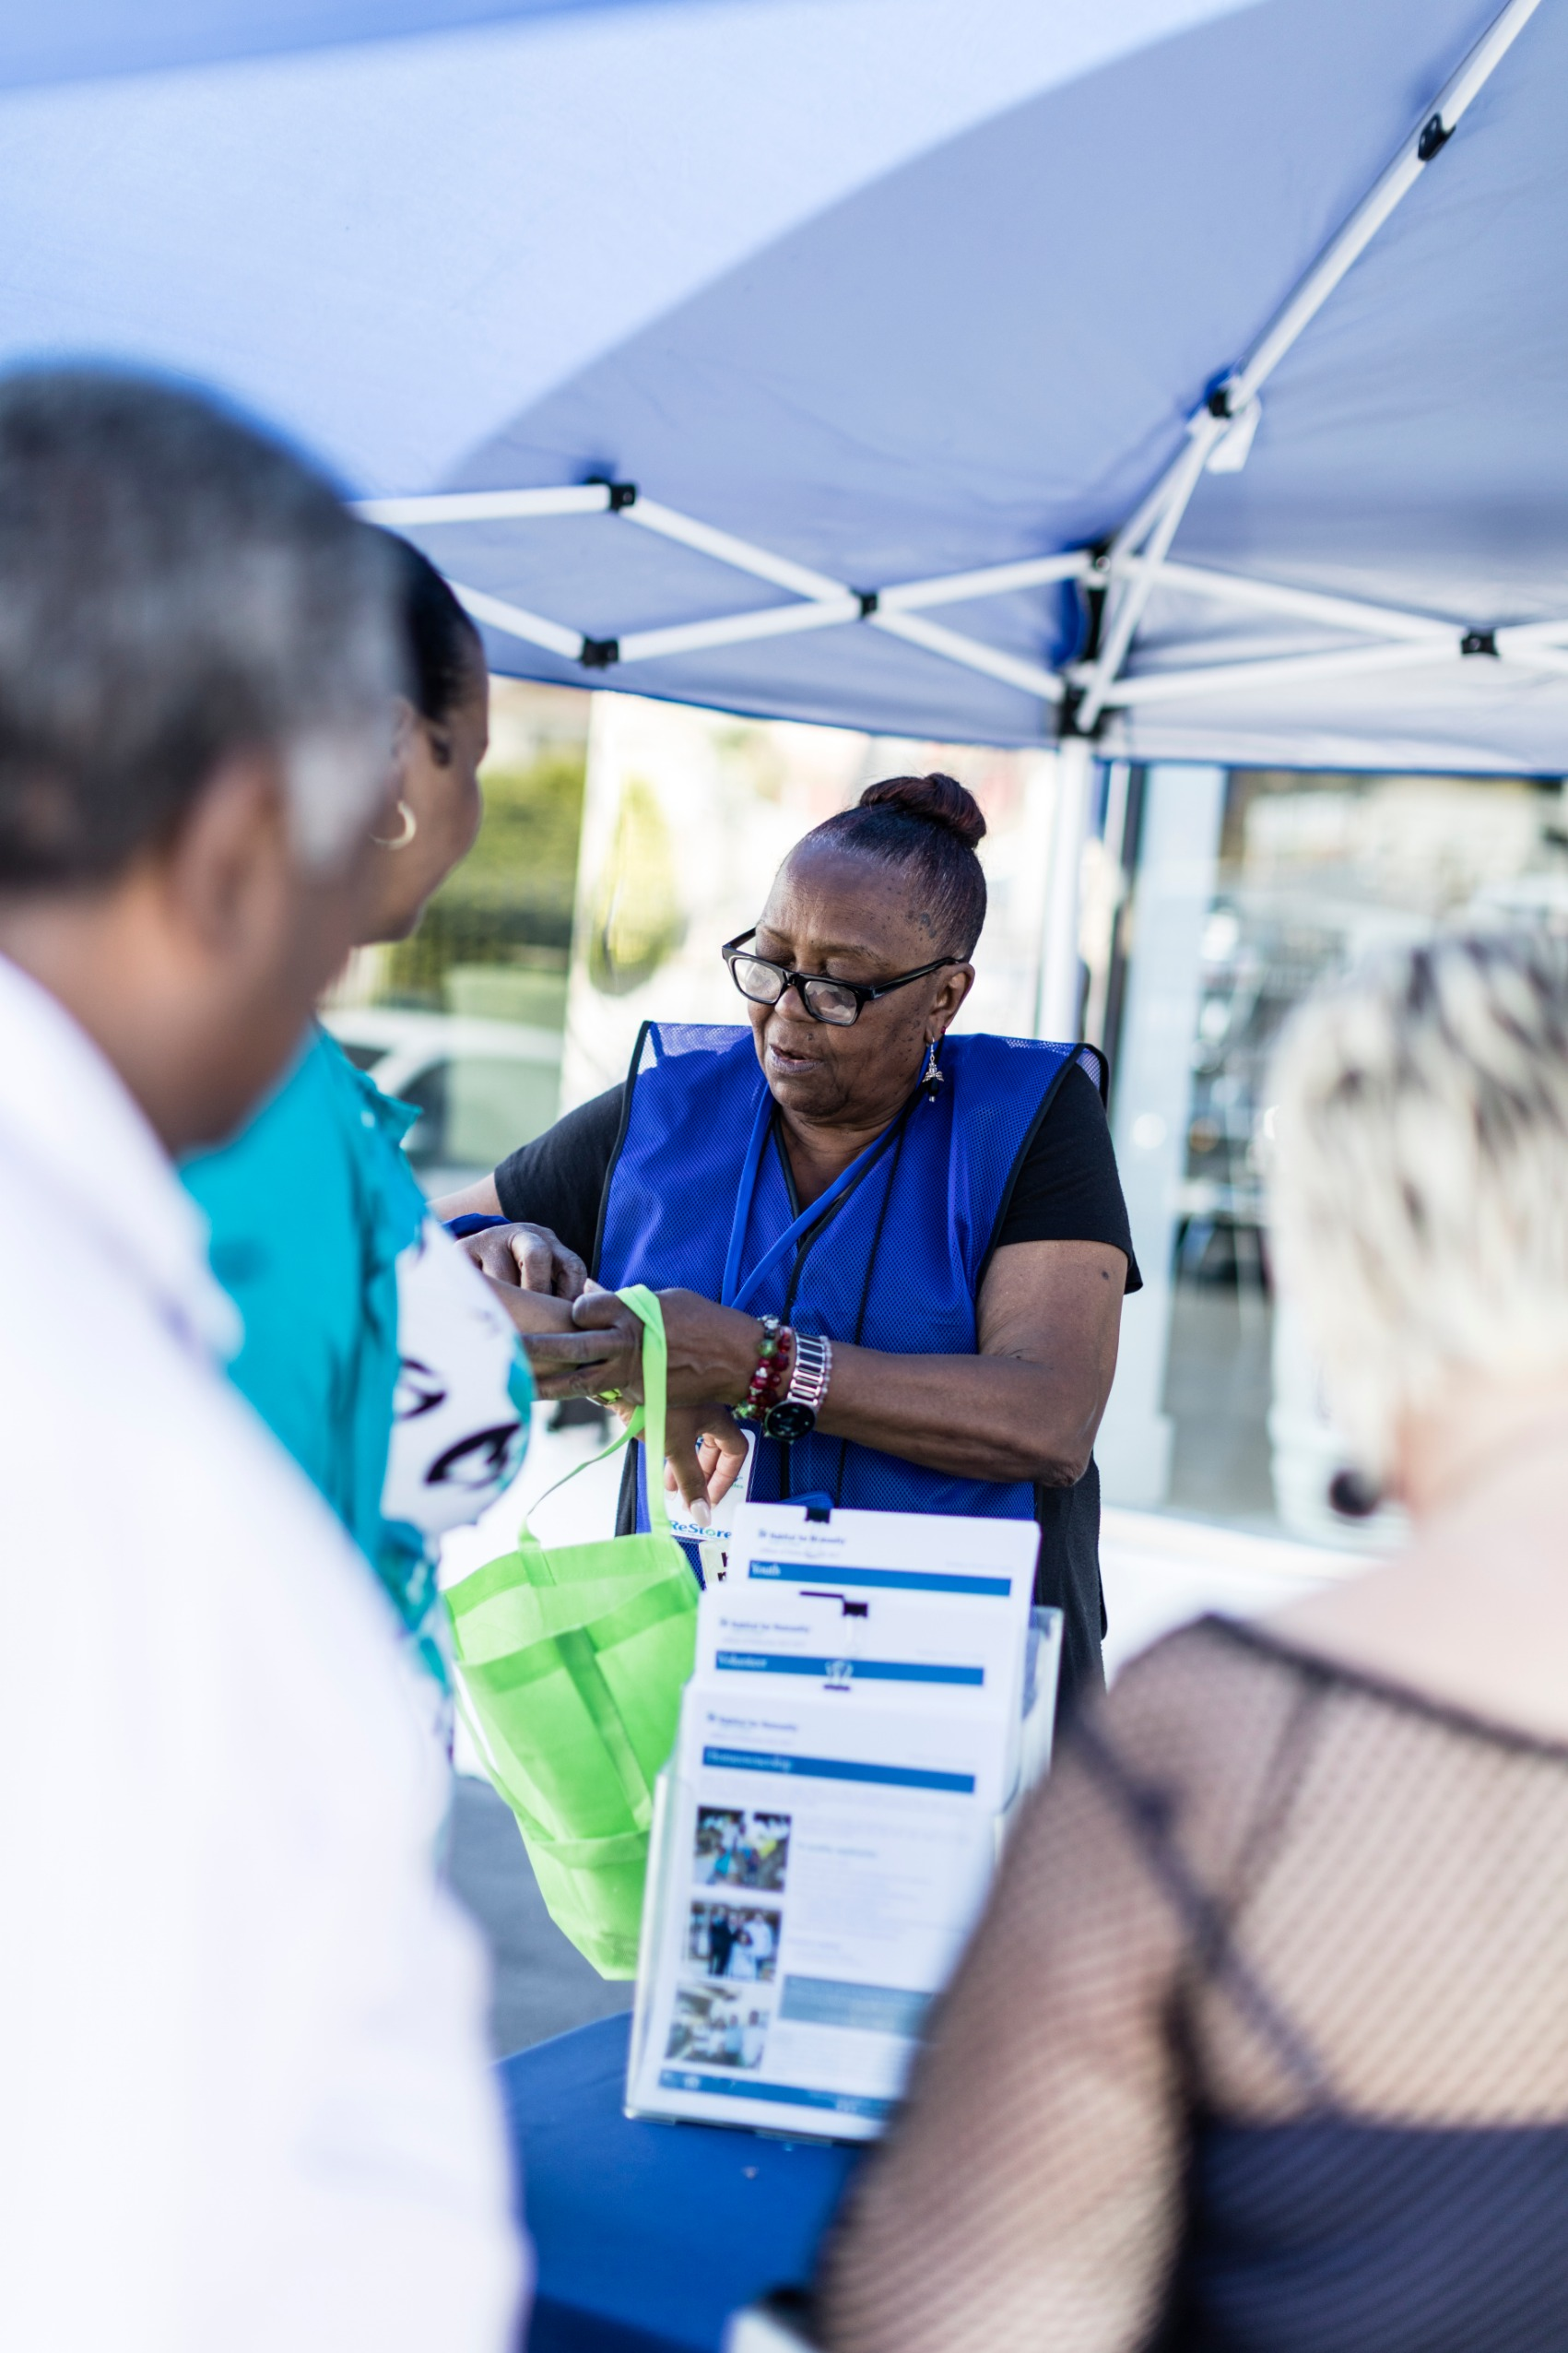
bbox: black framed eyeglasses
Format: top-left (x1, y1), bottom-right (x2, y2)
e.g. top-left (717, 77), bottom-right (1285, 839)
top-left (722, 928), bottom-right (964, 1028)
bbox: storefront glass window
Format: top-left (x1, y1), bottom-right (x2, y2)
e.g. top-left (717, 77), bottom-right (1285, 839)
top-left (560, 692), bottom-right (1061, 1107)
top-left (1102, 763), bottom-right (1567, 1548)
top-left (324, 680), bottom-right (591, 1192)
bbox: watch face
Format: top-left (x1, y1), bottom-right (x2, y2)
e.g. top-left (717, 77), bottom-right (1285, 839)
top-left (762, 1400), bottom-right (817, 1443)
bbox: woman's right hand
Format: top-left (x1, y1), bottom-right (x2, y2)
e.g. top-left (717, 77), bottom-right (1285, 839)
top-left (456, 1220), bottom-right (587, 1299)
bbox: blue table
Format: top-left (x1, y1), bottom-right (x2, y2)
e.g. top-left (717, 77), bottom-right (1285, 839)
top-left (499, 2013), bottom-right (863, 2353)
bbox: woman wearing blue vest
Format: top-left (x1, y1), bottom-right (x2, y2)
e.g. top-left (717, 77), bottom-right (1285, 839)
top-left (185, 537), bottom-right (536, 1714)
top-left (441, 773), bottom-right (1139, 1704)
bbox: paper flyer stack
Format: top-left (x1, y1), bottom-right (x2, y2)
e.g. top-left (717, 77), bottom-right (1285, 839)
top-left (626, 1501), bottom-right (1060, 2142)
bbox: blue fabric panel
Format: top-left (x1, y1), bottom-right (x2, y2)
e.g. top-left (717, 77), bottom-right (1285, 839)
top-left (498, 2012), bottom-right (860, 2353)
top-left (0, 2), bottom-right (706, 93)
top-left (596, 1023), bottom-right (1072, 1520)
top-left (1175, 2118), bottom-right (1568, 2352)
top-left (4, 0), bottom-right (1563, 762)
top-left (428, 0), bottom-right (1548, 761)
top-left (0, 3), bottom-right (1251, 507)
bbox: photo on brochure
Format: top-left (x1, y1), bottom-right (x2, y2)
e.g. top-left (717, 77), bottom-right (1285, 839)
top-left (687, 1900), bottom-right (780, 1984)
top-left (692, 1804), bottom-right (791, 1892)
top-left (666, 1983), bottom-right (772, 2071)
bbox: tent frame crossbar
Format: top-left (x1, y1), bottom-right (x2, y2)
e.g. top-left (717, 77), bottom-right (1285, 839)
top-left (360, 482), bottom-right (1568, 715)
top-left (360, 489), bottom-right (1088, 702)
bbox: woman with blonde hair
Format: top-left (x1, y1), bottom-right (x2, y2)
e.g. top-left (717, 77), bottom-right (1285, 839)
top-left (818, 927), bottom-right (1568, 2353)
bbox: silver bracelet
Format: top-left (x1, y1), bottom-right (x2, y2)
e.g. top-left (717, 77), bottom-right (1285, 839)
top-left (785, 1330), bottom-right (833, 1413)
top-left (760, 1329), bottom-right (833, 1442)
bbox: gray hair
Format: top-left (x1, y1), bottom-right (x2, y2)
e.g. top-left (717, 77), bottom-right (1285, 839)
top-left (1268, 928), bottom-right (1568, 1472)
top-left (0, 366), bottom-right (399, 883)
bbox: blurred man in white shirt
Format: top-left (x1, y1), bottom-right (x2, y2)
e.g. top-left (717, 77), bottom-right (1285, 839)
top-left (0, 369), bottom-right (526, 2351)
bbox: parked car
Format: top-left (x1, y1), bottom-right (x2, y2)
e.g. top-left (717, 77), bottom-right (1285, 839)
top-left (322, 1006), bottom-right (562, 1191)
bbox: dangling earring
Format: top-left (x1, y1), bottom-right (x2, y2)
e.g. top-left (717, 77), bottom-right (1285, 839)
top-left (921, 1039), bottom-right (944, 1099)
top-left (371, 799), bottom-right (418, 849)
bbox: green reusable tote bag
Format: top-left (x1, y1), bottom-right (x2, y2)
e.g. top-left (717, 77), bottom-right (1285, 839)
top-left (445, 1285), bottom-right (697, 1977)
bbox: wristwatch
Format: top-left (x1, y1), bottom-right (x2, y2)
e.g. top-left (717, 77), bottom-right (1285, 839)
top-left (762, 1330), bottom-right (833, 1443)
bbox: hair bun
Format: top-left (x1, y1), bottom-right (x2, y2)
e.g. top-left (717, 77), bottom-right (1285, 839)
top-left (857, 771), bottom-right (986, 850)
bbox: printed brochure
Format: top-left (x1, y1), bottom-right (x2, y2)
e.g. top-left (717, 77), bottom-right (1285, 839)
top-left (626, 1502), bottom-right (1059, 2141)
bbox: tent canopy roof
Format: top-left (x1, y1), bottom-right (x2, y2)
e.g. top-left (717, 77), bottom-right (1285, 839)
top-left (2, 0), bottom-right (1564, 770)
top-left (0, 2), bottom-right (663, 93)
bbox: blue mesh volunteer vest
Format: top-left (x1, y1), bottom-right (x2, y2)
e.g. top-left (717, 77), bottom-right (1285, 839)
top-left (595, 1023), bottom-right (1094, 1524)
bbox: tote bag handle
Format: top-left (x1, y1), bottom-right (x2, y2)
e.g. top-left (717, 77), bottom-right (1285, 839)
top-left (519, 1283), bottom-right (676, 1540)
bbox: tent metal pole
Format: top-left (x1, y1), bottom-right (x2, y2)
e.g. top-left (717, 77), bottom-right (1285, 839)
top-left (454, 560), bottom-right (1063, 704)
top-left (1123, 556), bottom-right (1454, 643)
top-left (448, 581), bottom-right (586, 662)
top-left (1228, 0), bottom-right (1543, 413)
top-left (1109, 636), bottom-right (1568, 709)
top-left (1072, 0), bottom-right (1543, 733)
top-left (623, 496), bottom-right (848, 602)
top-left (1080, 759), bottom-right (1131, 1056)
top-left (869, 608), bottom-right (1063, 702)
top-left (604, 579), bottom-right (1069, 692)
top-left (355, 484), bottom-right (613, 525)
top-left (361, 478), bottom-right (1091, 623)
top-left (1036, 739), bottom-right (1094, 1040)
top-left (1114, 730), bottom-right (1552, 775)
top-left (617, 596), bottom-right (864, 664)
top-left (1496, 619), bottom-right (1568, 650)
top-left (878, 550), bottom-right (1088, 610)
top-left (1108, 437), bottom-right (1209, 568)
top-left (1077, 421), bottom-right (1221, 727)
top-left (1496, 641), bottom-right (1568, 679)
top-left (1104, 638), bottom-right (1462, 709)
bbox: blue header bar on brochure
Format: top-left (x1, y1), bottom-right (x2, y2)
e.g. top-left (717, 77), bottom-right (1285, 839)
top-left (714, 1650), bottom-right (984, 1685)
top-left (702, 1744), bottom-right (975, 1793)
top-left (748, 1559), bottom-right (1012, 1597)
top-left (658, 2069), bottom-right (895, 2121)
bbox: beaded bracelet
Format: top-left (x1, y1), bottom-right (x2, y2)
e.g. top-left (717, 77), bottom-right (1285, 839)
top-left (734, 1315), bottom-right (794, 1423)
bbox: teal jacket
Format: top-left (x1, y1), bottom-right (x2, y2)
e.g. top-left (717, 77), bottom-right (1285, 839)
top-left (183, 1028), bottom-right (455, 1680)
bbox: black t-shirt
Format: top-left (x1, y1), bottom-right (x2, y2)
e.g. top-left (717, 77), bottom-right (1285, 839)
top-left (494, 1060), bottom-right (1140, 1707)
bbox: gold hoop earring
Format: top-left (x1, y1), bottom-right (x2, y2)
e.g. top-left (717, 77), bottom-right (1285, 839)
top-left (371, 799), bottom-right (418, 850)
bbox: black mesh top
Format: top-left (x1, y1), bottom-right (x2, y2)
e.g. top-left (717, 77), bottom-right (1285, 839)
top-left (818, 1614), bottom-right (1568, 2353)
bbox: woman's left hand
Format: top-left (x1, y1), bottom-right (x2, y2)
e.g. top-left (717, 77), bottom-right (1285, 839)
top-left (521, 1286), bottom-right (760, 1405)
top-left (663, 1404), bottom-right (750, 1524)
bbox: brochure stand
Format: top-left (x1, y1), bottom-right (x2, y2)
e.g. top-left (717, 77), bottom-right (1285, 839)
top-left (626, 1502), bottom-right (1061, 2143)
